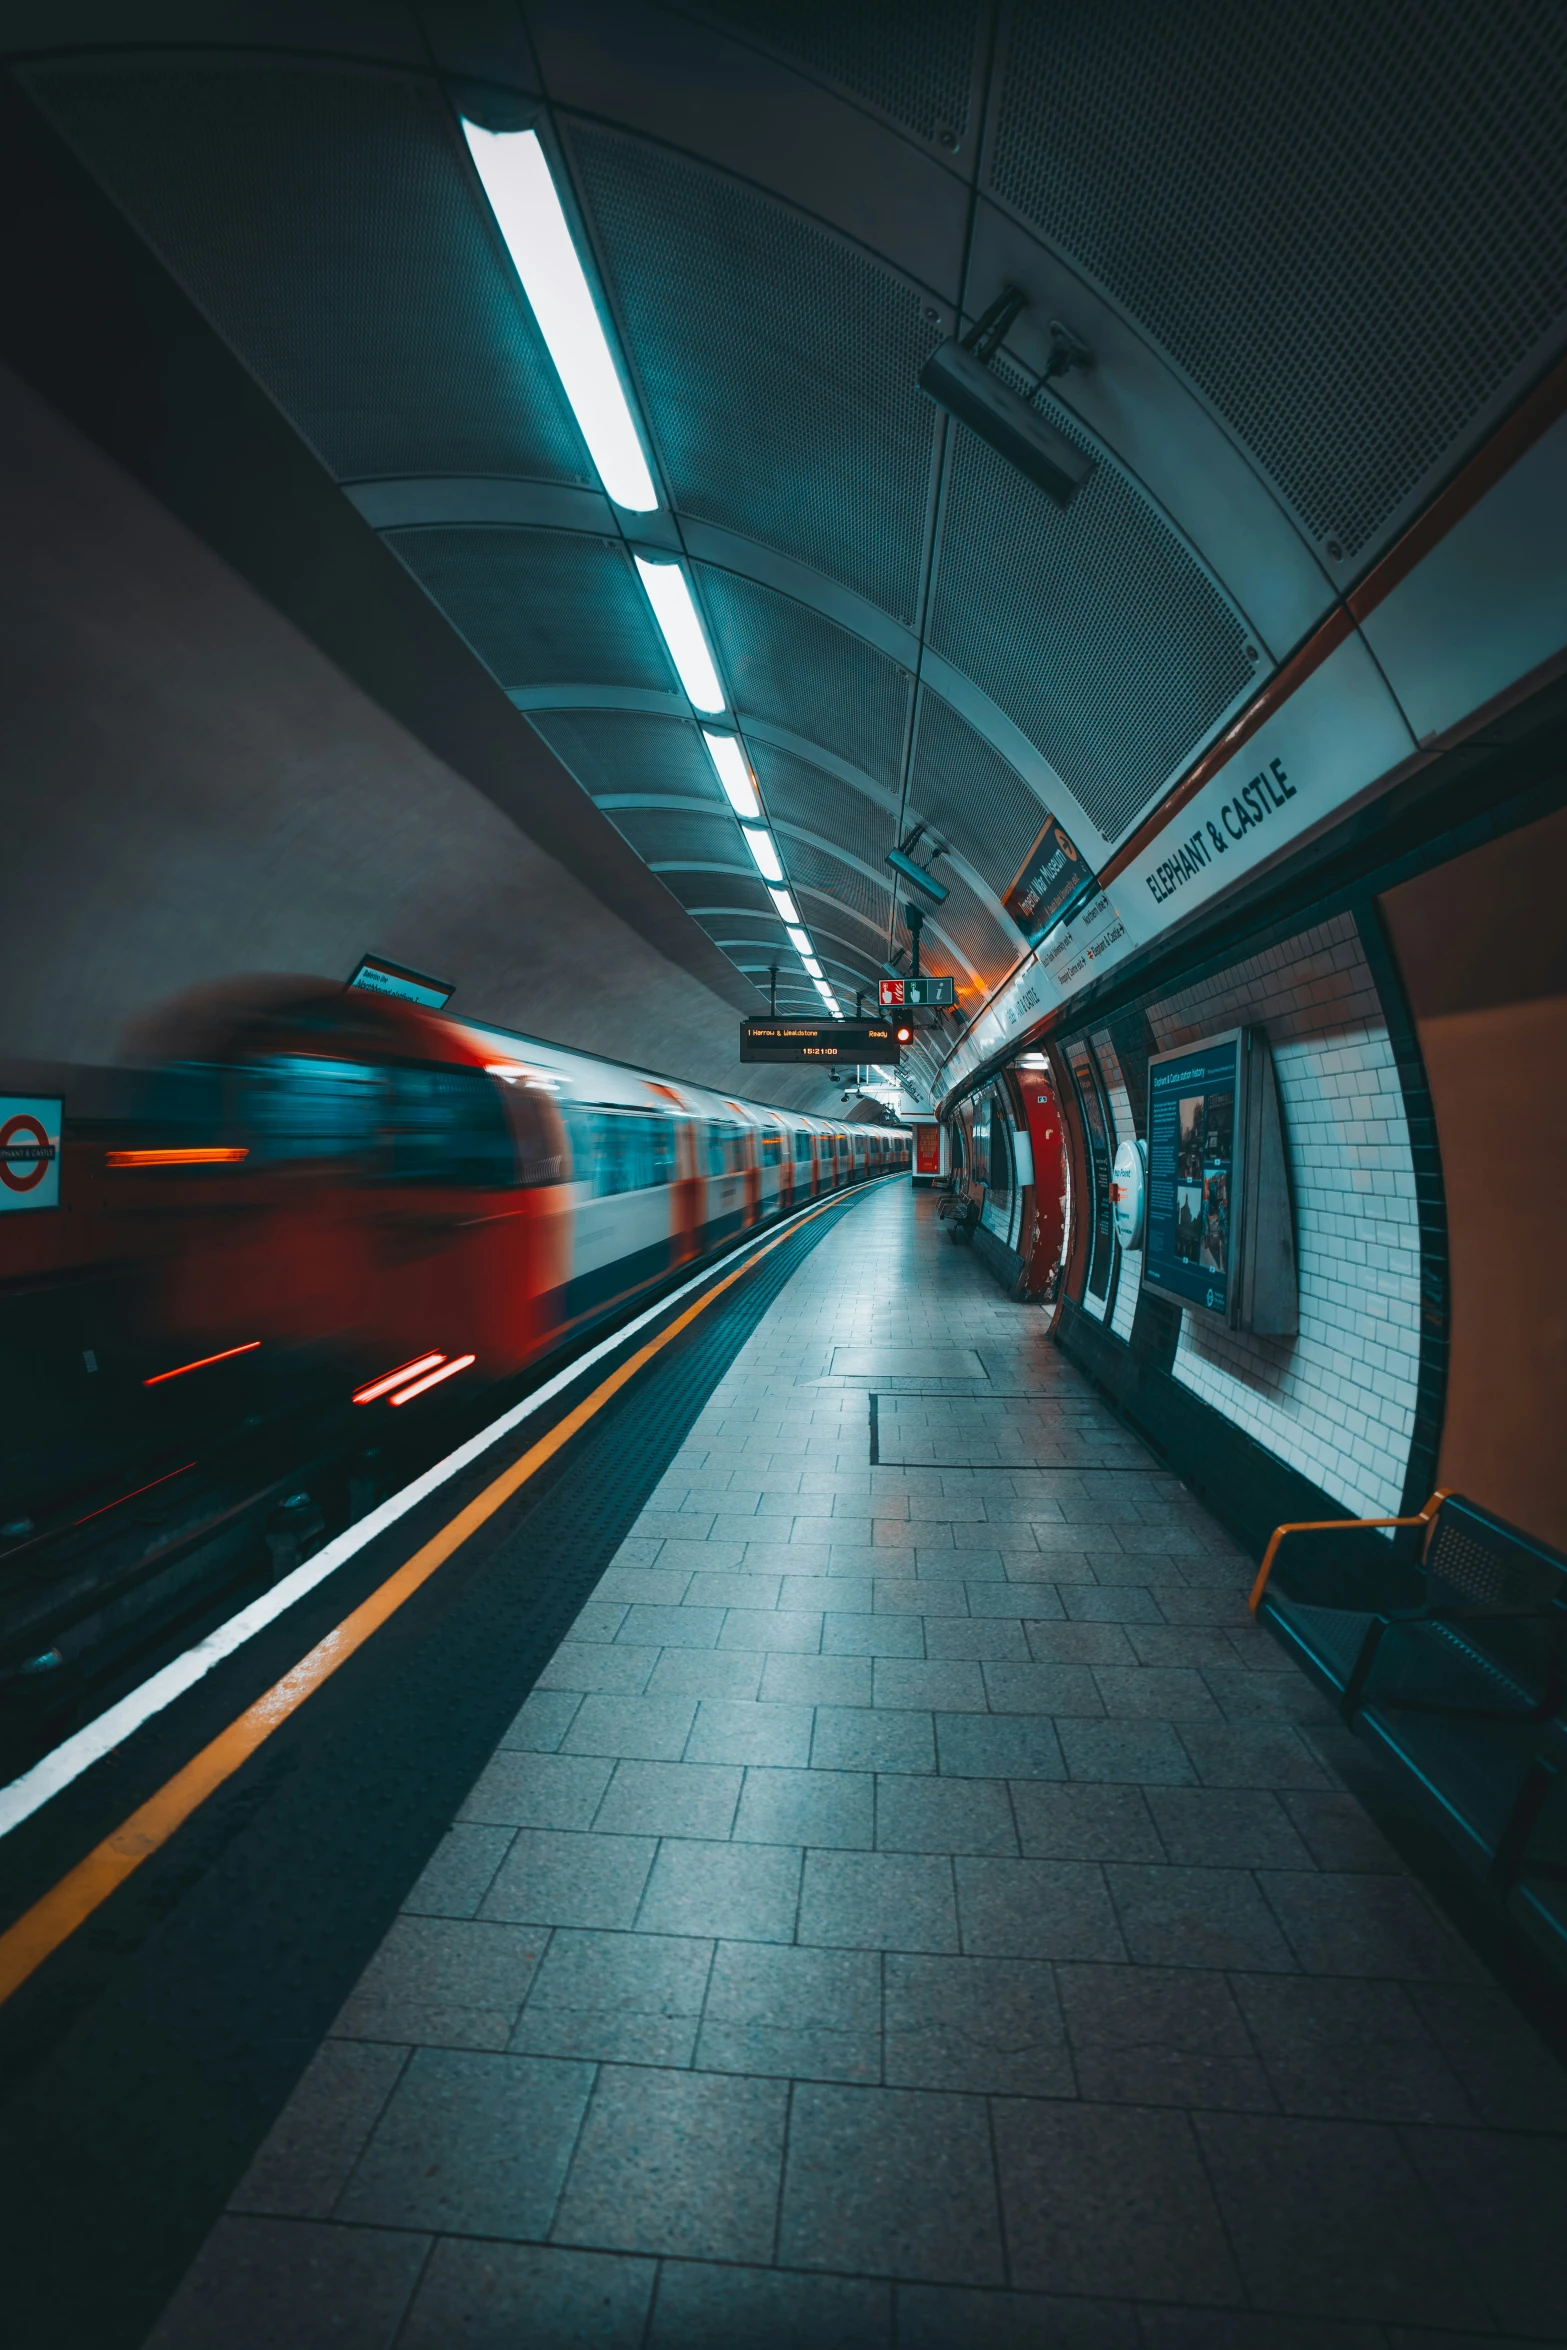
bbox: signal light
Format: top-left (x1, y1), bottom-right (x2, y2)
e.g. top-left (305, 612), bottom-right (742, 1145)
top-left (895, 1023), bottom-right (914, 1045)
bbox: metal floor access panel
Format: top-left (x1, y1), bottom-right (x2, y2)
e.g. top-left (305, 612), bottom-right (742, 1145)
top-left (14, 1185), bottom-right (1567, 2349)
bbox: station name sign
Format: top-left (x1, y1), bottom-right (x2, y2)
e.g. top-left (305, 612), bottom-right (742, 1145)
top-left (878, 976), bottom-right (954, 1007)
top-left (740, 1019), bottom-right (901, 1066)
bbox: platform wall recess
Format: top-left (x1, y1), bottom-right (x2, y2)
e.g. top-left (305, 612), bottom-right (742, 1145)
top-left (1143, 916), bottom-right (1421, 1521)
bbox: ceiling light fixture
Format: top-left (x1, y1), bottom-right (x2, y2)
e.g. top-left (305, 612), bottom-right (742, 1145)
top-left (634, 558), bottom-right (725, 713)
top-left (768, 887), bottom-right (801, 925)
top-left (702, 729), bottom-right (762, 820)
top-left (461, 124), bottom-right (657, 513)
top-left (742, 827), bottom-right (784, 883)
top-left (803, 956), bottom-right (824, 979)
top-left (786, 926), bottom-right (812, 956)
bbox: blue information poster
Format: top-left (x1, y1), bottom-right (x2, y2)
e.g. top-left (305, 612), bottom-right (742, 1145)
top-left (1144, 1034), bottom-right (1240, 1317)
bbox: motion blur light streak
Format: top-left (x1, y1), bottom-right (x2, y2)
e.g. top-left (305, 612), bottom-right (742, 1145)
top-left (387, 1353), bottom-right (477, 1405)
top-left (142, 1341), bottom-right (261, 1387)
top-left (633, 558), bottom-right (726, 713)
top-left (352, 1353), bottom-right (446, 1404)
top-left (460, 123), bottom-right (658, 513)
top-left (106, 1148), bottom-right (249, 1168)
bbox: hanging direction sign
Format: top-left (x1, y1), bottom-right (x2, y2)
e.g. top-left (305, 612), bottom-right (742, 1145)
top-left (878, 976), bottom-right (955, 1007)
top-left (348, 954), bottom-right (455, 1009)
top-left (741, 1019), bottom-right (901, 1066)
top-left (1002, 814), bottom-right (1095, 944)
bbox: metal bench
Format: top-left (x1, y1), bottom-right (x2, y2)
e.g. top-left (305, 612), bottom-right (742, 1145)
top-left (1251, 1493), bottom-right (1567, 1960)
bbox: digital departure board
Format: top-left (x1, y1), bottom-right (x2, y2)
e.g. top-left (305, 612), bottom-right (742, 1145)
top-left (348, 955), bottom-right (455, 1009)
top-left (740, 1019), bottom-right (901, 1065)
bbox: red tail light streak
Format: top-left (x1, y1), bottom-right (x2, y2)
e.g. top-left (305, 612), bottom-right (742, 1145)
top-left (352, 1354), bottom-right (446, 1405)
top-left (388, 1354), bottom-right (476, 1405)
top-left (107, 1148), bottom-right (250, 1168)
top-left (143, 1341), bottom-right (261, 1387)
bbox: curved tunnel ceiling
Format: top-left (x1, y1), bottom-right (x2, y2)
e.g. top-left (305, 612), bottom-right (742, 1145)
top-left (12, 0), bottom-right (1567, 1100)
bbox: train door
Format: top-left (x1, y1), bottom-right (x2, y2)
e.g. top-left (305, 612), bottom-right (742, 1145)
top-left (702, 1117), bottom-right (748, 1244)
top-left (560, 1101), bottom-right (681, 1322)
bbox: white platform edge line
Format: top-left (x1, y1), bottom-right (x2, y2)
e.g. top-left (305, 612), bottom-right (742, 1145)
top-left (0, 1183), bottom-right (883, 1840)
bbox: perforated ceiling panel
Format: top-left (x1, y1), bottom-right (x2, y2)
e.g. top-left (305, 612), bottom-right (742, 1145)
top-left (698, 571), bottom-right (913, 791)
top-left (695, 0), bottom-right (980, 145)
top-left (607, 807), bottom-right (742, 871)
top-left (28, 56), bottom-right (588, 486)
top-left (387, 529), bottom-right (676, 692)
top-left (780, 838), bottom-right (894, 939)
top-left (925, 867), bottom-right (1018, 990)
top-left (528, 711), bottom-right (724, 806)
top-left (748, 742), bottom-right (896, 874)
top-left (907, 690), bottom-right (1052, 899)
top-left (569, 129), bottom-right (945, 623)
top-left (989, 0), bottom-right (1567, 557)
top-left (930, 404), bottom-right (1254, 843)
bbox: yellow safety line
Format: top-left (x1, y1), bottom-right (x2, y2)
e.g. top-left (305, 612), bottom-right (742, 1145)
top-left (0, 1184), bottom-right (870, 2006)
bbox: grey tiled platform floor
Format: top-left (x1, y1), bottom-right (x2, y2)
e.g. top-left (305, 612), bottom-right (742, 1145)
top-left (152, 1188), bottom-right (1567, 2347)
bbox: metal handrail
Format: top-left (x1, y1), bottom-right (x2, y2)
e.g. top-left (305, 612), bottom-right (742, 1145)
top-left (1248, 1490), bottom-right (1449, 1615)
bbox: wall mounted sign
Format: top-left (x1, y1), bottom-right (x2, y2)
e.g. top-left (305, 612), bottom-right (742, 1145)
top-left (1003, 814), bottom-right (1095, 944)
top-left (348, 955), bottom-right (455, 1009)
top-left (0, 1096), bottom-right (62, 1212)
top-left (740, 1019), bottom-right (900, 1066)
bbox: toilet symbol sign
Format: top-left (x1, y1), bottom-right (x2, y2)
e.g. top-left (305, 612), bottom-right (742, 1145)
top-left (0, 1097), bottom-right (62, 1211)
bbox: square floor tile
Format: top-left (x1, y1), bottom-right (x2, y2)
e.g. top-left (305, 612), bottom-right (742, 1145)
top-left (1258, 1871), bottom-right (1478, 1979)
top-left (1010, 1782), bottom-right (1163, 1861)
top-left (1057, 1719), bottom-right (1198, 1784)
top-left (338, 2046), bottom-right (593, 2237)
top-left (825, 1610), bottom-right (925, 1657)
top-left (876, 1775), bottom-right (1018, 1856)
top-left (399, 1824), bottom-right (516, 1919)
top-left (592, 1761), bottom-right (742, 1841)
top-left (398, 2239), bottom-right (654, 2350)
top-left (1056, 1961), bottom-right (1272, 2111)
top-left (1230, 1974), bottom-right (1471, 2123)
top-left (1193, 2111), bottom-right (1488, 2326)
top-left (333, 1915), bottom-right (547, 2050)
top-left (1176, 1724), bottom-right (1331, 1788)
top-left (481, 1831), bottom-right (655, 1930)
top-left (779, 2082), bottom-right (1004, 2285)
top-left (683, 1698), bottom-right (813, 1767)
top-left (732, 1767), bottom-right (874, 1849)
top-left (1145, 1786), bottom-right (1315, 1869)
top-left (874, 1658), bottom-right (988, 1711)
top-left (497, 1689), bottom-right (582, 1752)
top-left (955, 1856), bottom-right (1124, 1961)
top-left (231, 2042), bottom-right (410, 2219)
top-left (759, 1652), bottom-right (873, 1708)
top-left (618, 1605), bottom-right (725, 1649)
top-left (799, 1849), bottom-right (959, 1952)
top-left (562, 1695), bottom-right (699, 1762)
top-left (645, 1649), bottom-right (764, 1701)
top-left (1407, 1981), bottom-right (1567, 2130)
top-left (983, 1662), bottom-right (1106, 1716)
top-left (457, 1750), bottom-right (615, 1830)
top-left (536, 1643), bottom-right (659, 1695)
top-left (884, 1953), bottom-right (1071, 2094)
top-left (636, 1839), bottom-right (802, 1942)
top-left (935, 1712), bottom-right (1067, 1780)
top-left (1024, 1620), bottom-right (1140, 1663)
top-left (145, 2217), bottom-right (427, 2350)
top-left (993, 2100), bottom-right (1241, 2303)
top-left (719, 1608), bottom-right (824, 1652)
top-left (811, 1705), bottom-right (935, 1774)
top-left (511, 1927), bottom-right (711, 2068)
top-left (552, 2065), bottom-right (788, 2264)
top-left (1105, 1864), bottom-right (1296, 1972)
top-left (696, 1939), bottom-right (881, 2083)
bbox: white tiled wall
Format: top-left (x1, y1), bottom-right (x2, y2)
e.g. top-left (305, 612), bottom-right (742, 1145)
top-left (1143, 915), bottom-right (1421, 1520)
top-left (1091, 1025), bottom-right (1142, 1343)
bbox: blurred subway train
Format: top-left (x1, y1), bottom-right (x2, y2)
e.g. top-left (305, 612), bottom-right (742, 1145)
top-left (0, 979), bottom-right (909, 1543)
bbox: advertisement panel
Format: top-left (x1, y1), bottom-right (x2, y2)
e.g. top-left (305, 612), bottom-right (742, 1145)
top-left (1143, 1033), bottom-right (1241, 1319)
top-left (1002, 814), bottom-right (1095, 944)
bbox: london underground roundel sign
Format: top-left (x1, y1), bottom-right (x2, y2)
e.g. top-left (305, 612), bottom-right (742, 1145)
top-left (0, 1098), bottom-right (63, 1211)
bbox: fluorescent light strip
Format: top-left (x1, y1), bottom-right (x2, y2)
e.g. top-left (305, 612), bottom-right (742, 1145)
top-left (461, 125), bottom-right (657, 513)
top-left (702, 731), bottom-right (761, 821)
top-left (741, 827), bottom-right (784, 883)
top-left (768, 887), bottom-right (801, 925)
top-left (786, 927), bottom-right (812, 956)
top-left (803, 957), bottom-right (824, 979)
top-left (0, 1204), bottom-right (846, 1841)
top-left (634, 559), bottom-right (725, 713)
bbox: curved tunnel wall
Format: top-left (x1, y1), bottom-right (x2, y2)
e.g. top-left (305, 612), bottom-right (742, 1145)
top-left (0, 362), bottom-right (834, 1109)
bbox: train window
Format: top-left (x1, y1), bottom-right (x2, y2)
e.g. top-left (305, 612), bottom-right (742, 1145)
top-left (384, 1063), bottom-right (517, 1187)
top-left (760, 1132), bottom-right (782, 1163)
top-left (794, 1132), bottom-right (813, 1162)
top-left (567, 1105), bottom-right (677, 1196)
top-left (706, 1122), bottom-right (746, 1176)
top-left (240, 1055), bottom-right (384, 1169)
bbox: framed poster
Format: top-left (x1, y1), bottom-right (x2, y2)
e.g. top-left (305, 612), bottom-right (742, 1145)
top-left (1142, 1028), bottom-right (1297, 1333)
top-left (1002, 815), bottom-right (1095, 944)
